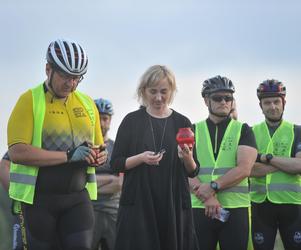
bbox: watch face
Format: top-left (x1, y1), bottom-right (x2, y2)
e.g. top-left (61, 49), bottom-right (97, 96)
top-left (266, 154), bottom-right (273, 160)
top-left (210, 181), bottom-right (218, 191)
top-left (266, 154), bottom-right (273, 162)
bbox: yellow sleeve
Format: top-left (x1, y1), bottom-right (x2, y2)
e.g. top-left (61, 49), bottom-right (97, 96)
top-left (92, 100), bottom-right (104, 146)
top-left (7, 90), bottom-right (34, 147)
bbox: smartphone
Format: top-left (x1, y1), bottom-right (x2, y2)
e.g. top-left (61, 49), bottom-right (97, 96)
top-left (154, 149), bottom-right (166, 155)
top-left (214, 208), bottom-right (230, 222)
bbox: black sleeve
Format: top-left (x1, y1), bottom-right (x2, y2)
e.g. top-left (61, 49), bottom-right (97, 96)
top-left (110, 114), bottom-right (133, 173)
top-left (292, 125), bottom-right (301, 157)
top-left (239, 123), bottom-right (257, 149)
top-left (2, 151), bottom-right (10, 161)
top-left (191, 123), bottom-right (200, 167)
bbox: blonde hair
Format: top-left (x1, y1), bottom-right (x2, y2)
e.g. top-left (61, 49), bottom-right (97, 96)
top-left (137, 65), bottom-right (177, 106)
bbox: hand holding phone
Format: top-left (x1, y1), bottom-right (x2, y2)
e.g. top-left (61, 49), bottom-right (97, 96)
top-left (154, 149), bottom-right (166, 155)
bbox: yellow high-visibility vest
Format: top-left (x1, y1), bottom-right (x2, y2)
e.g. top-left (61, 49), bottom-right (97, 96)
top-left (9, 83), bottom-right (97, 204)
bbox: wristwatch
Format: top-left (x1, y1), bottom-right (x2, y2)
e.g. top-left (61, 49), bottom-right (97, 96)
top-left (265, 153), bottom-right (273, 163)
top-left (210, 181), bottom-right (220, 192)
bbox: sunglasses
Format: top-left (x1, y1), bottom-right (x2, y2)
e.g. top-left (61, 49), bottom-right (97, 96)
top-left (210, 95), bottom-right (234, 103)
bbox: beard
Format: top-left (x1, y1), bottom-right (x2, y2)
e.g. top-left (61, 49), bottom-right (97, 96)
top-left (101, 128), bottom-right (109, 137)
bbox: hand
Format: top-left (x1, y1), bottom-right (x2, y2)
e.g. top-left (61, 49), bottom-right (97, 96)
top-left (204, 196), bottom-right (221, 219)
top-left (67, 142), bottom-right (94, 163)
top-left (95, 148), bottom-right (108, 166)
top-left (194, 183), bottom-right (215, 202)
top-left (89, 144), bottom-right (108, 167)
top-left (177, 144), bottom-right (193, 160)
top-left (141, 151), bottom-right (164, 166)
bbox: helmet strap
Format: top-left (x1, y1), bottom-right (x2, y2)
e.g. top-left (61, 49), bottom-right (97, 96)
top-left (47, 70), bottom-right (65, 99)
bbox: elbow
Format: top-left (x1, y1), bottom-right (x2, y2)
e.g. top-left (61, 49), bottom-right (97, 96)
top-left (8, 150), bottom-right (21, 164)
top-left (245, 168), bottom-right (252, 178)
top-left (8, 144), bottom-right (27, 164)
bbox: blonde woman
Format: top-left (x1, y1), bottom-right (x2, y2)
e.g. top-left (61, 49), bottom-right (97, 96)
top-left (111, 65), bottom-right (199, 250)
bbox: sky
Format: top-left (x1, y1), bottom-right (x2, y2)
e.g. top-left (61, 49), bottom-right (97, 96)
top-left (1, 0), bottom-right (301, 154)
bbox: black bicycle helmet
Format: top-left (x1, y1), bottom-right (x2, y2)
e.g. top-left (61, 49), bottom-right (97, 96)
top-left (202, 75), bottom-right (235, 97)
top-left (257, 79), bottom-right (286, 100)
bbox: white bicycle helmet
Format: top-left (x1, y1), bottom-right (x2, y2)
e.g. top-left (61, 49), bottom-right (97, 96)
top-left (46, 39), bottom-right (88, 76)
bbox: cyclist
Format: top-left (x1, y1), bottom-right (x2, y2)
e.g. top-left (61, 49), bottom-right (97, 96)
top-left (92, 98), bottom-right (123, 250)
top-left (7, 38), bottom-right (107, 250)
top-left (190, 75), bottom-right (257, 250)
top-left (250, 79), bottom-right (301, 250)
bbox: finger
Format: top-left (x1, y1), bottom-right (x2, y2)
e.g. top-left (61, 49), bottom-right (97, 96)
top-left (205, 207), bottom-right (209, 216)
top-left (85, 155), bottom-right (94, 164)
top-left (89, 149), bottom-right (97, 158)
top-left (183, 145), bottom-right (190, 154)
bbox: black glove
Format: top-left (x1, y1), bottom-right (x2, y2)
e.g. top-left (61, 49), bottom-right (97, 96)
top-left (67, 142), bottom-right (91, 162)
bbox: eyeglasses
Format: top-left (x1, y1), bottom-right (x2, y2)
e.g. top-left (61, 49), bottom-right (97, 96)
top-left (210, 95), bottom-right (234, 103)
top-left (56, 70), bottom-right (84, 83)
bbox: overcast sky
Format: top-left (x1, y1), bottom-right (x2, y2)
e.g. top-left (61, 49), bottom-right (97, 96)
top-left (1, 0), bottom-right (301, 154)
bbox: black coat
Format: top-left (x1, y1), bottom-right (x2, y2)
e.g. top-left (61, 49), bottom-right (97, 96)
top-left (111, 108), bottom-right (199, 250)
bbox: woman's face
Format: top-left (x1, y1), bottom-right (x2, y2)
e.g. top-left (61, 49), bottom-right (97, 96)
top-left (144, 78), bottom-right (172, 110)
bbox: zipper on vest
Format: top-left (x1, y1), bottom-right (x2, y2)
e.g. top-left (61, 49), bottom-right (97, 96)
top-left (214, 125), bottom-right (218, 155)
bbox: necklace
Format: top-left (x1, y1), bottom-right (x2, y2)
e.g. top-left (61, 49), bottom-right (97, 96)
top-left (148, 115), bottom-right (168, 153)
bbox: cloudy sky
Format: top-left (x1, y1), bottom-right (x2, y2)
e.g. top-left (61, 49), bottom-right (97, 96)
top-left (1, 0), bottom-right (301, 154)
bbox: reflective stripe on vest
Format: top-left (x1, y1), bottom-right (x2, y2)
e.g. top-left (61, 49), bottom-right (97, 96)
top-left (250, 121), bottom-right (301, 204)
top-left (251, 183), bottom-right (301, 193)
top-left (9, 83), bottom-right (97, 204)
top-left (191, 120), bottom-right (250, 208)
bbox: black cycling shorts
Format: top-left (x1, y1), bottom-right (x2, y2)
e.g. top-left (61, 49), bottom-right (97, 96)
top-left (252, 201), bottom-right (301, 250)
top-left (17, 189), bottom-right (94, 250)
top-left (193, 207), bottom-right (249, 250)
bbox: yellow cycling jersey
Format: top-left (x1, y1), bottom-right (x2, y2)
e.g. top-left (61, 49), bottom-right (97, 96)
top-left (8, 87), bottom-right (103, 150)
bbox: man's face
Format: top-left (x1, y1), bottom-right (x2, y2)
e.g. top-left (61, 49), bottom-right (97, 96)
top-left (260, 96), bottom-right (284, 121)
top-left (205, 91), bottom-right (234, 116)
top-left (46, 64), bottom-right (82, 98)
top-left (100, 113), bottom-right (112, 137)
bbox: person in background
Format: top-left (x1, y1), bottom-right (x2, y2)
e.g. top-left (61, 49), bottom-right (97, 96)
top-left (190, 75), bottom-right (257, 250)
top-left (110, 65), bottom-right (200, 250)
top-left (0, 152), bottom-right (10, 191)
top-left (250, 79), bottom-right (301, 250)
top-left (0, 152), bottom-right (13, 250)
top-left (92, 98), bottom-right (123, 250)
top-left (7, 38), bottom-right (107, 250)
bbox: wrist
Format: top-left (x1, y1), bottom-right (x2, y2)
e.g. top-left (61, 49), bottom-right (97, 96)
top-left (256, 153), bottom-right (262, 163)
top-left (66, 150), bottom-right (71, 162)
top-left (188, 165), bottom-right (199, 178)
